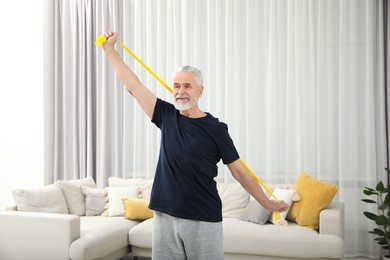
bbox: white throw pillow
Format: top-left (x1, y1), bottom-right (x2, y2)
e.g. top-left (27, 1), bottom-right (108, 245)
top-left (217, 182), bottom-right (250, 218)
top-left (107, 186), bottom-right (139, 217)
top-left (240, 200), bottom-right (272, 225)
top-left (268, 187), bottom-right (296, 224)
top-left (56, 177), bottom-right (96, 216)
top-left (12, 185), bottom-right (68, 214)
top-left (108, 177), bottom-right (154, 199)
top-left (82, 186), bottom-right (106, 216)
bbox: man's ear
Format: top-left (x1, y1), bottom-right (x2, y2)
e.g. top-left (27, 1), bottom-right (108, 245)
top-left (197, 86), bottom-right (204, 97)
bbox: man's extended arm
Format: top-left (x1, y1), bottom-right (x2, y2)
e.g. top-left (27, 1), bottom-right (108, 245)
top-left (227, 159), bottom-right (289, 212)
top-left (102, 31), bottom-right (157, 119)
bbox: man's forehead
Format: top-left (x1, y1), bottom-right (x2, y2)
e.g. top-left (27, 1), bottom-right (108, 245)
top-left (173, 81), bottom-right (192, 85)
top-left (174, 72), bottom-right (196, 82)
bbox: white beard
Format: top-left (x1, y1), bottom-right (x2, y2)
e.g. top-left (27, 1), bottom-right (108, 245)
top-left (174, 95), bottom-right (199, 111)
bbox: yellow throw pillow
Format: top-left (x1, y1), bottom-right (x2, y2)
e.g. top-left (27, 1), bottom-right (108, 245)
top-left (287, 173), bottom-right (338, 229)
top-left (122, 198), bottom-right (154, 220)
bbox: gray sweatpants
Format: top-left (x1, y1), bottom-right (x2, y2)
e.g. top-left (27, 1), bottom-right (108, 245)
top-left (152, 211), bottom-right (224, 260)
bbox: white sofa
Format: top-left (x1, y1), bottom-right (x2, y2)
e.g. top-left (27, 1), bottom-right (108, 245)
top-left (129, 202), bottom-right (345, 260)
top-left (0, 177), bottom-right (345, 260)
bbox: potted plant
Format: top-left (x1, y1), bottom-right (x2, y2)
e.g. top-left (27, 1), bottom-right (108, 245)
top-left (362, 168), bottom-right (390, 259)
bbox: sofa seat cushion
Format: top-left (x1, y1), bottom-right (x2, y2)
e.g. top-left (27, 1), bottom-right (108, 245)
top-left (69, 216), bottom-right (140, 260)
top-left (129, 218), bottom-right (154, 248)
top-left (129, 218), bottom-right (343, 259)
top-left (223, 218), bottom-right (344, 259)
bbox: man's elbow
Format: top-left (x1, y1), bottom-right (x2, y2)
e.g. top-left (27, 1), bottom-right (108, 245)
top-left (231, 169), bottom-right (245, 183)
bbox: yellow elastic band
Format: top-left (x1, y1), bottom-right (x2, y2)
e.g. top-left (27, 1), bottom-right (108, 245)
top-left (240, 160), bottom-right (278, 201)
top-left (116, 40), bottom-right (173, 93)
top-left (96, 34), bottom-right (281, 221)
top-left (240, 159), bottom-right (281, 222)
top-left (95, 35), bottom-right (172, 93)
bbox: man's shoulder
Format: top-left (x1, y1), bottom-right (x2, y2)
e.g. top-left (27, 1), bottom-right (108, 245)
top-left (152, 98), bottom-right (176, 127)
top-left (157, 98), bottom-right (174, 108)
top-left (155, 98), bottom-right (176, 115)
top-left (204, 113), bottom-right (229, 131)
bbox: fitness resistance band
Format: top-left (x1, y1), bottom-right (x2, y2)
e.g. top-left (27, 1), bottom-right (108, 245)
top-left (96, 35), bottom-right (283, 223)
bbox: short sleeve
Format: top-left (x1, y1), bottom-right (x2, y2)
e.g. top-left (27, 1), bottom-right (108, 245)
top-left (152, 98), bottom-right (175, 128)
top-left (216, 123), bottom-right (239, 164)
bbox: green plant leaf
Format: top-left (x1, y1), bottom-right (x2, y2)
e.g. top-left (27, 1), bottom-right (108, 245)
top-left (384, 193), bottom-right (390, 205)
top-left (374, 237), bottom-right (388, 245)
top-left (375, 215), bottom-right (389, 226)
top-left (364, 190), bottom-right (378, 196)
top-left (371, 228), bottom-right (386, 236)
top-left (364, 212), bottom-right (378, 221)
top-left (378, 203), bottom-right (389, 210)
top-left (362, 199), bottom-right (377, 204)
top-left (376, 181), bottom-right (385, 192)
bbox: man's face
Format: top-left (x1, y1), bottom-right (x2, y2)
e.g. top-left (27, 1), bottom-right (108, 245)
top-left (173, 72), bottom-right (203, 111)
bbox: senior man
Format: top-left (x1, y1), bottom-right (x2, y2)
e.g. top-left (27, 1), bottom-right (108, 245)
top-left (101, 31), bottom-right (289, 260)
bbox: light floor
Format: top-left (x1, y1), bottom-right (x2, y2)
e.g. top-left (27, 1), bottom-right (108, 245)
top-left (119, 254), bottom-right (150, 260)
top-left (344, 258), bottom-right (376, 260)
top-left (120, 256), bottom-right (375, 260)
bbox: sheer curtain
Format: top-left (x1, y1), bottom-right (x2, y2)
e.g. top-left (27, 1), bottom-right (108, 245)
top-left (47, 0), bottom-right (386, 257)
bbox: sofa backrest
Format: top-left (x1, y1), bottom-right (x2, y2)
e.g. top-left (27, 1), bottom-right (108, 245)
top-left (109, 177), bottom-right (254, 218)
top-left (108, 177), bottom-right (154, 199)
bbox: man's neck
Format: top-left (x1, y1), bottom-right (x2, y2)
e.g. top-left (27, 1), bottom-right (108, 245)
top-left (179, 106), bottom-right (207, 118)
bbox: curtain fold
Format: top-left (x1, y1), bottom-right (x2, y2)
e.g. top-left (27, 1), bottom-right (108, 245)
top-left (54, 0), bottom-right (125, 186)
top-left (49, 0), bottom-right (386, 257)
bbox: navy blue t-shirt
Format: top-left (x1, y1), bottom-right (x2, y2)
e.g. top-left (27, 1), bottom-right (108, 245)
top-left (149, 99), bottom-right (240, 222)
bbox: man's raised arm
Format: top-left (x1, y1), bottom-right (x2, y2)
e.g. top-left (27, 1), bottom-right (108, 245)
top-left (102, 31), bottom-right (157, 119)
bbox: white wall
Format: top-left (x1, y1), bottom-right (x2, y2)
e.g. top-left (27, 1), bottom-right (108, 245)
top-left (0, 1), bottom-right (44, 210)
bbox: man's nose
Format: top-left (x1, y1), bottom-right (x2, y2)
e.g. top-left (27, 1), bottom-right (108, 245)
top-left (177, 85), bottom-right (185, 93)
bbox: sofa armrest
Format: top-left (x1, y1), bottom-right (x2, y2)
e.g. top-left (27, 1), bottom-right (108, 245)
top-left (0, 211), bottom-right (80, 260)
top-left (319, 201), bottom-right (344, 239)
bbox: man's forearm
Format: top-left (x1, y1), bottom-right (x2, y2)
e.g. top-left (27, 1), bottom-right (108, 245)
top-left (236, 170), bottom-right (273, 210)
top-left (228, 160), bottom-right (273, 209)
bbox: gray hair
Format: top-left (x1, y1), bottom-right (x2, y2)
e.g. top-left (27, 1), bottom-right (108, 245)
top-left (174, 65), bottom-right (204, 86)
